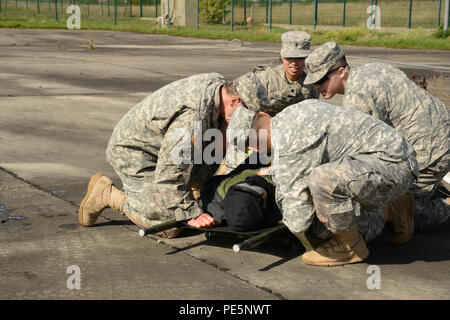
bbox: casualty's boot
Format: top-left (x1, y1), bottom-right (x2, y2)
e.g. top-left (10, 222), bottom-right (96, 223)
top-left (301, 226), bottom-right (369, 267)
top-left (79, 173), bottom-right (126, 227)
top-left (384, 192), bottom-right (415, 245)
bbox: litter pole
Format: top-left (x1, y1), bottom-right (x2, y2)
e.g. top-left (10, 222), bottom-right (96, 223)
top-left (232, 225), bottom-right (287, 253)
top-left (138, 219), bottom-right (183, 237)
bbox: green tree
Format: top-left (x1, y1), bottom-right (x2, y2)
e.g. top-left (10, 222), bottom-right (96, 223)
top-left (200, 0), bottom-right (230, 24)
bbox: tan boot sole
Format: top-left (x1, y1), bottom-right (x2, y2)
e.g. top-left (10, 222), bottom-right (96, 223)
top-left (79, 173), bottom-right (104, 227)
top-left (302, 252), bottom-right (369, 267)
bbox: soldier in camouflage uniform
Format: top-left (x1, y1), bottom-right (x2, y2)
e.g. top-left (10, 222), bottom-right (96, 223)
top-left (219, 31), bottom-right (319, 175)
top-left (233, 31), bottom-right (319, 117)
top-left (304, 41), bottom-right (450, 242)
top-left (250, 99), bottom-right (418, 266)
top-left (78, 72), bottom-right (269, 237)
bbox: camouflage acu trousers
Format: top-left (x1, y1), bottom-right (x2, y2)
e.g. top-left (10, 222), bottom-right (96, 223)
top-left (410, 152), bottom-right (450, 230)
top-left (105, 145), bottom-right (170, 229)
top-left (307, 154), bottom-right (416, 242)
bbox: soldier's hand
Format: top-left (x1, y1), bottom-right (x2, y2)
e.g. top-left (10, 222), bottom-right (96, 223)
top-left (187, 213), bottom-right (217, 229)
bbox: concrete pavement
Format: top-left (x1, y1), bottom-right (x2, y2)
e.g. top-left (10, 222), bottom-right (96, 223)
top-left (0, 29), bottom-right (449, 300)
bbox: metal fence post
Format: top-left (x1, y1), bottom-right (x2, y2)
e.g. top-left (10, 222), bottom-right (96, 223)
top-left (314, 0), bottom-right (318, 29)
top-left (244, 0), bottom-right (247, 23)
top-left (289, 0), bottom-right (292, 25)
top-left (156, 0), bottom-right (158, 18)
top-left (437, 0), bottom-right (442, 27)
top-left (108, 0), bottom-right (110, 17)
top-left (265, 0), bottom-right (268, 24)
top-left (196, 0), bottom-right (199, 29)
top-left (231, 0), bottom-right (234, 31)
top-left (139, 0), bottom-right (142, 17)
top-left (269, 0), bottom-right (272, 31)
top-left (342, 0), bottom-right (346, 27)
top-left (445, 0), bottom-right (449, 30)
top-left (408, 0), bottom-right (413, 28)
top-left (37, 0), bottom-right (40, 14)
top-left (370, 0), bottom-right (373, 28)
top-left (54, 0), bottom-right (58, 21)
top-left (374, 0), bottom-right (378, 28)
top-left (114, 0), bottom-right (117, 25)
top-left (0, 0), bottom-right (2, 14)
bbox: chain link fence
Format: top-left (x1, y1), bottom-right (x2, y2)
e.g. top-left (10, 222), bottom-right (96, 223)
top-left (0, 0), bottom-right (448, 29)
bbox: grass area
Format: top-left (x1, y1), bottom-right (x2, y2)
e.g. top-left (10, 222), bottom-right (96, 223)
top-left (310, 26), bottom-right (450, 50)
top-left (2, 13), bottom-right (449, 50)
top-left (0, 0), bottom-right (446, 28)
top-left (1, 0), bottom-right (450, 51)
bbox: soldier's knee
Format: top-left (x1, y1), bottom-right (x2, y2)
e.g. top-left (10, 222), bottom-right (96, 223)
top-left (308, 167), bottom-right (335, 199)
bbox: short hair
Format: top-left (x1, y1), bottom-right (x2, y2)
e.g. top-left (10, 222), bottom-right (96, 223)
top-left (331, 56), bottom-right (349, 70)
top-left (251, 112), bottom-right (271, 132)
top-left (249, 112), bottom-right (271, 149)
top-left (223, 82), bottom-right (239, 97)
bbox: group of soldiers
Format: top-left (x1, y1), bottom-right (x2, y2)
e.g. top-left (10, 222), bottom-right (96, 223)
top-left (78, 31), bottom-right (450, 267)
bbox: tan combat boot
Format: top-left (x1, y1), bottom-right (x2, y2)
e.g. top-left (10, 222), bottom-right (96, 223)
top-left (301, 226), bottom-right (369, 267)
top-left (384, 192), bottom-right (415, 245)
top-left (79, 173), bottom-right (126, 227)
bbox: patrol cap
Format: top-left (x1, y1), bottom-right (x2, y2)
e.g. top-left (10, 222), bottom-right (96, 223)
top-left (304, 41), bottom-right (345, 85)
top-left (233, 73), bottom-right (270, 112)
top-left (280, 31), bottom-right (312, 58)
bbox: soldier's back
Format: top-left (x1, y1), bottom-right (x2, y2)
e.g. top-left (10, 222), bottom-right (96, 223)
top-left (344, 62), bottom-right (449, 170)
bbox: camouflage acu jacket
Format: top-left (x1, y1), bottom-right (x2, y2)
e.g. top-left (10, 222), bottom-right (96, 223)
top-left (343, 62), bottom-right (450, 171)
top-left (107, 73), bottom-right (227, 220)
top-left (236, 64), bottom-right (319, 116)
top-left (270, 99), bottom-right (418, 233)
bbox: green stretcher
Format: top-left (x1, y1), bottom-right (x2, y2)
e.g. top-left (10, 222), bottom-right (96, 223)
top-left (138, 218), bottom-right (292, 253)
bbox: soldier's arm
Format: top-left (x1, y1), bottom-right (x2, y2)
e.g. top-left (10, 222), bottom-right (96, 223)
top-left (271, 128), bottom-right (327, 233)
top-left (343, 85), bottom-right (389, 123)
top-left (276, 176), bottom-right (316, 234)
top-left (154, 116), bottom-right (204, 221)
